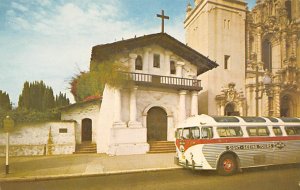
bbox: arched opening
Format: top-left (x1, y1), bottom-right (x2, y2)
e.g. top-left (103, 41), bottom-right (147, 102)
top-left (224, 103), bottom-right (239, 116)
top-left (262, 39), bottom-right (272, 72)
top-left (82, 118), bottom-right (92, 142)
top-left (147, 107), bottom-right (167, 141)
top-left (280, 95), bottom-right (294, 117)
top-left (285, 0), bottom-right (292, 21)
top-left (135, 55), bottom-right (143, 70)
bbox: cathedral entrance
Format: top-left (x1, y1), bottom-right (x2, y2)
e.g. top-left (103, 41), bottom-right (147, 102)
top-left (147, 107), bottom-right (167, 141)
top-left (224, 103), bottom-right (240, 116)
top-left (280, 95), bottom-right (294, 117)
top-left (82, 118), bottom-right (92, 142)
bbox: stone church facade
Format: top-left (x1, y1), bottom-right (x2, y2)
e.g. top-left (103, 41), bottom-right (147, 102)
top-left (79, 33), bottom-right (217, 155)
top-left (185, 0), bottom-right (299, 117)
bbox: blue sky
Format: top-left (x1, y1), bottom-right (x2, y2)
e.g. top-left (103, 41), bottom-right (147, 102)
top-left (0, 0), bottom-right (256, 105)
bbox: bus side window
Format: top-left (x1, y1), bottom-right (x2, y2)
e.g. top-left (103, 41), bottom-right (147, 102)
top-left (202, 127), bottom-right (213, 139)
top-left (175, 129), bottom-right (183, 139)
top-left (191, 127), bottom-right (200, 139)
top-left (182, 128), bottom-right (190, 139)
top-left (285, 127), bottom-right (300, 136)
top-left (258, 127), bottom-right (269, 136)
top-left (247, 127), bottom-right (257, 136)
top-left (247, 127), bottom-right (269, 136)
top-left (272, 126), bottom-right (282, 136)
top-left (285, 127), bottom-right (295, 135)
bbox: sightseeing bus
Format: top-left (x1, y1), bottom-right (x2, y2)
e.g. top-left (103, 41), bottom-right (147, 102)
top-left (174, 114), bottom-right (300, 175)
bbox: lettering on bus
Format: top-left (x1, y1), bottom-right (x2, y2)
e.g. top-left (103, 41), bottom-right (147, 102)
top-left (226, 144), bottom-right (275, 151)
top-left (226, 142), bottom-right (286, 151)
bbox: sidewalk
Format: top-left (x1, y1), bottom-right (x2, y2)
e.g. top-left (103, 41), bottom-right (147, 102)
top-left (0, 153), bottom-right (181, 182)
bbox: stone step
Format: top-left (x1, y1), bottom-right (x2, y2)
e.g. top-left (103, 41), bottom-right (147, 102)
top-left (74, 150), bottom-right (97, 154)
top-left (148, 150), bottom-right (175, 154)
top-left (74, 143), bottom-right (97, 154)
top-left (148, 141), bottom-right (176, 154)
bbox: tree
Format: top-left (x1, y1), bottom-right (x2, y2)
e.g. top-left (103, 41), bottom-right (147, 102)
top-left (55, 92), bottom-right (70, 108)
top-left (0, 90), bottom-right (12, 111)
top-left (18, 81), bottom-right (30, 109)
top-left (73, 71), bottom-right (104, 102)
top-left (18, 81), bottom-right (55, 111)
top-left (70, 60), bottom-right (130, 102)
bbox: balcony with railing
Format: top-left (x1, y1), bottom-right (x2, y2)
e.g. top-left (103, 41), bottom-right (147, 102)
top-left (122, 72), bottom-right (202, 91)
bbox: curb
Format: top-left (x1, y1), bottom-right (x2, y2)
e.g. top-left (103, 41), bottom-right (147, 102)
top-left (0, 167), bottom-right (182, 183)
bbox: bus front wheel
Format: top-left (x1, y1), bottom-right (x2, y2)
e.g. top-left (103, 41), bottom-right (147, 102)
top-left (218, 154), bottom-right (237, 176)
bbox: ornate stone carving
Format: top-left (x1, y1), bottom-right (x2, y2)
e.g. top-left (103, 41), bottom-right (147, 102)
top-left (246, 0), bottom-right (299, 117)
top-left (216, 83), bottom-right (245, 116)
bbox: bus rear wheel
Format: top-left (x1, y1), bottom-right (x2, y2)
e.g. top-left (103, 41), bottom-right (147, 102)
top-left (218, 154), bottom-right (237, 176)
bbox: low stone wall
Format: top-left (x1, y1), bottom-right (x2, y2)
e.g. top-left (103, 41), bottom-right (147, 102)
top-left (0, 121), bottom-right (76, 156)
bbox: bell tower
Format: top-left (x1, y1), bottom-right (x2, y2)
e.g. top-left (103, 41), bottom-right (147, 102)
top-left (184, 0), bottom-right (247, 115)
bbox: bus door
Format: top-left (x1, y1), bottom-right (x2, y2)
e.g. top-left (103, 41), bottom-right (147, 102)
top-left (201, 126), bottom-right (213, 140)
top-left (181, 127), bottom-right (200, 152)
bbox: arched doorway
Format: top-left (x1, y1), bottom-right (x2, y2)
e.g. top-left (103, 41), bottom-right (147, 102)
top-left (262, 39), bottom-right (272, 71)
top-left (147, 107), bottom-right (167, 141)
top-left (224, 103), bottom-right (240, 116)
top-left (280, 95), bottom-right (294, 117)
top-left (82, 118), bottom-right (92, 142)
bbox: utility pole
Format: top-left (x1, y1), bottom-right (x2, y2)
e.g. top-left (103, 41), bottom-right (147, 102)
top-left (3, 116), bottom-right (14, 174)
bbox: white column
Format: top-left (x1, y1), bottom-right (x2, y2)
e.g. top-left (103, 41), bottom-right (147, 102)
top-left (281, 32), bottom-right (287, 61)
top-left (191, 91), bottom-right (198, 116)
top-left (129, 86), bottom-right (137, 122)
top-left (179, 90), bottom-right (187, 122)
top-left (292, 34), bottom-right (297, 57)
top-left (164, 51), bottom-right (171, 75)
top-left (143, 48), bottom-right (150, 73)
top-left (220, 104), bottom-right (225, 116)
top-left (217, 104), bottom-right (221, 115)
top-left (128, 86), bottom-right (142, 128)
top-left (257, 27), bottom-right (262, 62)
top-left (129, 53), bottom-right (137, 72)
top-left (113, 88), bottom-right (126, 127)
top-left (176, 62), bottom-right (185, 77)
top-left (239, 102), bottom-right (244, 116)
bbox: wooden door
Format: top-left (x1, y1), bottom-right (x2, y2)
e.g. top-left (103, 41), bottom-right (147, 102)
top-left (82, 118), bottom-right (92, 142)
top-left (147, 107), bottom-right (167, 141)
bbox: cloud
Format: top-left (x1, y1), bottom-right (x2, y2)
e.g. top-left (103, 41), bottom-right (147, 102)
top-left (1, 0), bottom-right (186, 104)
top-left (11, 2), bottom-right (28, 12)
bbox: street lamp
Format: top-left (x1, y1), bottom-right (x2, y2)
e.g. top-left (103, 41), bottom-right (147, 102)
top-left (262, 71), bottom-right (272, 95)
top-left (263, 71), bottom-right (273, 117)
top-left (256, 70), bottom-right (273, 116)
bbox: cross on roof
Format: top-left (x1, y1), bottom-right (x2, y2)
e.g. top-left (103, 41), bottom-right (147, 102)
top-left (156, 10), bottom-right (169, 33)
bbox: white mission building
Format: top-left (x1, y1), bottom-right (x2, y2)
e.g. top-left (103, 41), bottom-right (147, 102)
top-left (61, 33), bottom-right (217, 155)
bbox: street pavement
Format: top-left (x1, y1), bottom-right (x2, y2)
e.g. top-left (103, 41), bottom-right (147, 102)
top-left (0, 153), bottom-right (180, 182)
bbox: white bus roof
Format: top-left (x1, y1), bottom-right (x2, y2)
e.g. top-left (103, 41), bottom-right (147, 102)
top-left (177, 114), bottom-right (300, 128)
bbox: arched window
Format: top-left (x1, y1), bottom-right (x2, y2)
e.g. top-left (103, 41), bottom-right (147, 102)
top-left (280, 95), bottom-right (295, 117)
top-left (285, 0), bottom-right (292, 21)
top-left (262, 40), bottom-right (272, 71)
top-left (224, 103), bottom-right (239, 116)
top-left (170, 61), bottom-right (176, 74)
top-left (135, 55), bottom-right (143, 70)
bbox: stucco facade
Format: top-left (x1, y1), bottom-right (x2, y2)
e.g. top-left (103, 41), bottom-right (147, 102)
top-left (185, 0), bottom-right (247, 116)
top-left (185, 0), bottom-right (299, 117)
top-left (245, 0), bottom-right (300, 117)
top-left (0, 121), bottom-right (75, 156)
top-left (61, 99), bottom-right (100, 144)
top-left (92, 33), bottom-right (217, 155)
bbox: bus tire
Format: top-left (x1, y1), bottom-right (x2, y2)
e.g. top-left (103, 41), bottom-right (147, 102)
top-left (218, 154), bottom-right (237, 176)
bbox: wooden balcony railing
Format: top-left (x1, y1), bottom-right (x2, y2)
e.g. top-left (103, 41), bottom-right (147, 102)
top-left (122, 72), bottom-right (202, 91)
